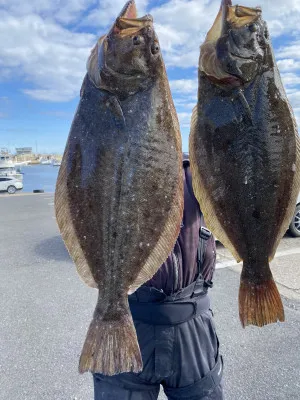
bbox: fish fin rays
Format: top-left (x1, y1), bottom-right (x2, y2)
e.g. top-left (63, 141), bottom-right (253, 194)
top-left (270, 133), bottom-right (300, 261)
top-left (79, 302), bottom-right (142, 375)
top-left (189, 107), bottom-right (241, 263)
top-left (239, 267), bottom-right (284, 327)
top-left (104, 95), bottom-right (126, 127)
top-left (55, 160), bottom-right (97, 288)
top-left (80, 74), bottom-right (89, 97)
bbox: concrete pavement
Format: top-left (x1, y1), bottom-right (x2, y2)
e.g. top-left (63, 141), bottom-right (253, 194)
top-left (0, 193), bottom-right (299, 400)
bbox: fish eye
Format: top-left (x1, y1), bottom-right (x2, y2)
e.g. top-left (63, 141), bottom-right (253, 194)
top-left (151, 42), bottom-right (160, 55)
top-left (249, 24), bottom-right (258, 32)
top-left (133, 35), bottom-right (142, 45)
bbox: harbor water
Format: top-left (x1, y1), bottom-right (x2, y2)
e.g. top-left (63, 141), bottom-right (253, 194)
top-left (20, 165), bottom-right (59, 193)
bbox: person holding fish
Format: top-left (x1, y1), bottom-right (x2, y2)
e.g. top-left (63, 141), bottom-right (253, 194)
top-left (93, 152), bottom-right (224, 399)
top-left (55, 0), bottom-right (299, 398)
top-left (55, 1), bottom-right (224, 398)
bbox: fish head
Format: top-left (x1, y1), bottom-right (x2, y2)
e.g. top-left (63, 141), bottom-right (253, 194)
top-left (201, 0), bottom-right (270, 85)
top-left (87, 0), bottom-right (161, 96)
top-left (105, 15), bottom-right (160, 76)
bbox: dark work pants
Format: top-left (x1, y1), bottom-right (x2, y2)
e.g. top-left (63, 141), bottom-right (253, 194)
top-left (93, 308), bottom-right (224, 400)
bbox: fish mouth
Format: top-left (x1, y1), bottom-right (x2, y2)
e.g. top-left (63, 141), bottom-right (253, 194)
top-left (112, 0), bottom-right (154, 37)
top-left (118, 0), bottom-right (138, 19)
top-left (225, 4), bottom-right (261, 30)
top-left (199, 0), bottom-right (261, 82)
top-left (110, 2), bottom-right (157, 53)
top-left (115, 14), bottom-right (154, 36)
top-left (87, 0), bottom-right (159, 92)
top-left (111, 2), bottom-right (159, 61)
top-left (205, 0), bottom-right (261, 42)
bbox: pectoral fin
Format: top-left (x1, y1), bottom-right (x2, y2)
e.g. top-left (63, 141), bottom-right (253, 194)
top-left (104, 95), bottom-right (126, 128)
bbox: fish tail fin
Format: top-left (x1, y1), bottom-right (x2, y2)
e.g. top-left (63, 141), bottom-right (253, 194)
top-left (79, 306), bottom-right (142, 375)
top-left (239, 262), bottom-right (284, 328)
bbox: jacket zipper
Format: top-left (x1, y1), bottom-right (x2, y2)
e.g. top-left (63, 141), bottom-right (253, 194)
top-left (172, 251), bottom-right (179, 293)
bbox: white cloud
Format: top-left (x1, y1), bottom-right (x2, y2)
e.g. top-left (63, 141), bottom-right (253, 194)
top-left (177, 111), bottom-right (192, 128)
top-left (170, 79), bottom-right (197, 121)
top-left (82, 0), bottom-right (148, 28)
top-left (23, 88), bottom-right (76, 102)
top-left (148, 0), bottom-right (300, 67)
top-left (175, 99), bottom-right (196, 109)
top-left (150, 0), bottom-right (217, 32)
top-left (149, 0), bottom-right (216, 68)
top-left (275, 41), bottom-right (300, 121)
top-left (277, 40), bottom-right (300, 60)
top-left (281, 73), bottom-right (300, 87)
top-left (0, 0), bottom-right (300, 106)
top-left (154, 24), bottom-right (189, 52)
top-left (0, 12), bottom-right (95, 101)
top-left (277, 59), bottom-right (300, 71)
top-left (170, 79), bottom-right (197, 94)
top-left (292, 107), bottom-right (300, 128)
top-left (287, 92), bottom-right (300, 109)
top-left (0, 0), bottom-right (97, 24)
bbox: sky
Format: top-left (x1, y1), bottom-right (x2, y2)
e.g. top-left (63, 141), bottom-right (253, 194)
top-left (0, 0), bottom-right (300, 154)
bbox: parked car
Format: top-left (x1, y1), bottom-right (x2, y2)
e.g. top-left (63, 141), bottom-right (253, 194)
top-left (289, 192), bottom-right (300, 237)
top-left (0, 177), bottom-right (23, 194)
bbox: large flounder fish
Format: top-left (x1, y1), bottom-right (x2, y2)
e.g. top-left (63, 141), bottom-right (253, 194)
top-left (55, 0), bottom-right (183, 375)
top-left (189, 0), bottom-right (300, 328)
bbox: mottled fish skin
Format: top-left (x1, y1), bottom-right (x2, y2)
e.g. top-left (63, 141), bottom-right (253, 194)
top-left (55, 0), bottom-right (183, 375)
top-left (190, 0), bottom-right (300, 328)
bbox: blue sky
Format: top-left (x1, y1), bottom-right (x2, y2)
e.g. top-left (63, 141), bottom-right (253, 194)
top-left (0, 0), bottom-right (300, 154)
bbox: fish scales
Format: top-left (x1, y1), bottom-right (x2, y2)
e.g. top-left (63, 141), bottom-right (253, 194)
top-left (190, 0), bottom-right (300, 328)
top-left (55, 0), bottom-right (183, 375)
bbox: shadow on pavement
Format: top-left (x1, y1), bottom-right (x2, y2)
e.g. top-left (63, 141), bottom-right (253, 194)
top-left (35, 235), bottom-right (71, 262)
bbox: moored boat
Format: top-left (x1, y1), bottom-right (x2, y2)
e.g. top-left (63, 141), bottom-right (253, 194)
top-left (0, 153), bottom-right (23, 181)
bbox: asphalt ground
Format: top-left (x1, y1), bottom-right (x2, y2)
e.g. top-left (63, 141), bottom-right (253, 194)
top-left (0, 193), bottom-right (299, 400)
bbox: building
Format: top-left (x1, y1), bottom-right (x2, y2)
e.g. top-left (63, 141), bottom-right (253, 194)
top-left (15, 147), bottom-right (33, 155)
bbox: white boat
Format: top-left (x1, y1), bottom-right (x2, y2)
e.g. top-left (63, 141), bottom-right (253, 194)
top-left (15, 160), bottom-right (30, 166)
top-left (39, 157), bottom-right (52, 165)
top-left (52, 159), bottom-right (61, 167)
top-left (0, 154), bottom-right (23, 181)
